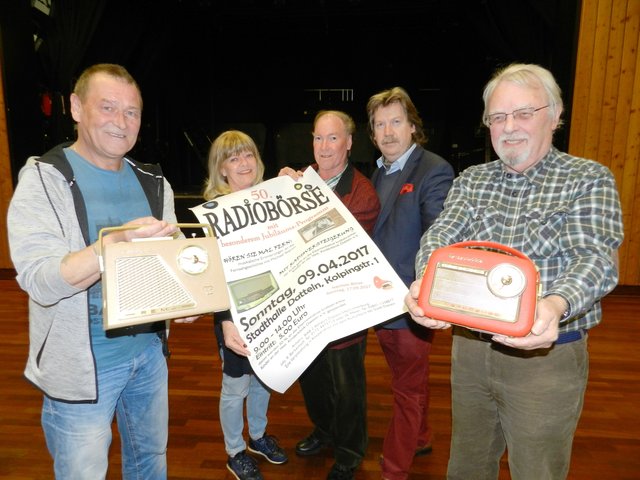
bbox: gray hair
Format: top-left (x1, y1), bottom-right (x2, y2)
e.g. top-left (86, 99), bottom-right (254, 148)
top-left (482, 63), bottom-right (563, 127)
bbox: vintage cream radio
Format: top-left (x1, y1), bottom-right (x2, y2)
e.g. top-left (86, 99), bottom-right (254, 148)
top-left (99, 223), bottom-right (230, 330)
top-left (418, 241), bottom-right (540, 337)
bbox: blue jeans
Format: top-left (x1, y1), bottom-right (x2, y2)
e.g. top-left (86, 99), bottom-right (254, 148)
top-left (42, 336), bottom-right (168, 479)
top-left (219, 371), bottom-right (270, 456)
top-left (447, 327), bottom-right (588, 480)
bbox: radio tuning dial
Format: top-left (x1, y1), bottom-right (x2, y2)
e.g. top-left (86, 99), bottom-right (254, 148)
top-left (177, 245), bottom-right (209, 275)
top-left (487, 263), bottom-right (526, 298)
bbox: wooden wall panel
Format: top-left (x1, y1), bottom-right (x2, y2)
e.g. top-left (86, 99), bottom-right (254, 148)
top-left (584, 0), bottom-right (611, 157)
top-left (570, 1), bottom-right (597, 154)
top-left (625, 48), bottom-right (640, 283)
top-left (600, 0), bottom-right (626, 172)
top-left (619, 6), bottom-right (640, 284)
top-left (0, 59), bottom-right (14, 269)
top-left (570, 0), bottom-right (640, 285)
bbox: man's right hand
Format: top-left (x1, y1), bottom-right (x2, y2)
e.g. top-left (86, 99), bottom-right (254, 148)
top-left (115, 217), bottom-right (178, 243)
top-left (405, 278), bottom-right (452, 330)
top-left (278, 166), bottom-right (304, 180)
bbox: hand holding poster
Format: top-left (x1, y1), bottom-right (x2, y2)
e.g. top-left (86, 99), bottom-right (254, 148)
top-left (190, 167), bottom-right (407, 393)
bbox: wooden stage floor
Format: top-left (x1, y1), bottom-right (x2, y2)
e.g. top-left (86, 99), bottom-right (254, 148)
top-left (0, 278), bottom-right (638, 479)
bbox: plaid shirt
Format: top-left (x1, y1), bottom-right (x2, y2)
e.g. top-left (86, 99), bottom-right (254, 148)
top-left (415, 146), bottom-right (624, 333)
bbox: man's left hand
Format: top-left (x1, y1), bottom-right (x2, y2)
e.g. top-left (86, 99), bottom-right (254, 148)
top-left (492, 295), bottom-right (568, 350)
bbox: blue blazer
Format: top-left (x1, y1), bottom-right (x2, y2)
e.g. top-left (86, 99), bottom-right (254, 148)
top-left (371, 145), bottom-right (454, 329)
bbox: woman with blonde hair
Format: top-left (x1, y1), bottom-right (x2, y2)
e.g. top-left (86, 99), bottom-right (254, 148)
top-left (203, 130), bottom-right (286, 480)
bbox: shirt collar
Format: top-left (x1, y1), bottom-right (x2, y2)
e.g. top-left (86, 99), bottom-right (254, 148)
top-left (325, 163), bottom-right (348, 190)
top-left (376, 143), bottom-right (417, 174)
top-left (499, 147), bottom-right (555, 188)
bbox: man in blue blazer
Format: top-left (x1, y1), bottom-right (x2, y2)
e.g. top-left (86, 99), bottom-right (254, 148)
top-left (367, 87), bottom-right (454, 480)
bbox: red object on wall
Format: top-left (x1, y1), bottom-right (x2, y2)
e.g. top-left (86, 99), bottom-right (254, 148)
top-left (41, 92), bottom-right (52, 117)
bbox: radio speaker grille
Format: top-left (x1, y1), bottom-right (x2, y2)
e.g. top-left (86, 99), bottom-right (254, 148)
top-left (115, 255), bottom-right (196, 317)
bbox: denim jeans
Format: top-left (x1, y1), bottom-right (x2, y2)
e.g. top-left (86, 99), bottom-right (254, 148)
top-left (42, 336), bottom-right (168, 479)
top-left (447, 327), bottom-right (588, 480)
top-left (219, 372), bottom-right (270, 456)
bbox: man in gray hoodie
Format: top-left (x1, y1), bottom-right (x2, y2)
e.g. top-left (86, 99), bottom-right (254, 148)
top-left (8, 63), bottom-right (186, 479)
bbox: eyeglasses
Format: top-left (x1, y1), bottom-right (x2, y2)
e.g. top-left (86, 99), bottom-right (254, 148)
top-left (484, 105), bottom-right (550, 127)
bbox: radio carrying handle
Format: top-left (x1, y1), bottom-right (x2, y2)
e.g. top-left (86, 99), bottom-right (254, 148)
top-left (450, 241), bottom-right (531, 261)
top-left (97, 223), bottom-right (215, 272)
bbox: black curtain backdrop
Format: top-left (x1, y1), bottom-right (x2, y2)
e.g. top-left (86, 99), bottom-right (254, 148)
top-left (3, 0), bottom-right (580, 191)
top-left (35, 0), bottom-right (107, 147)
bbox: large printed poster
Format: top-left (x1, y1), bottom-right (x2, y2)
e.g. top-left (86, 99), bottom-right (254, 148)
top-left (190, 168), bottom-right (407, 393)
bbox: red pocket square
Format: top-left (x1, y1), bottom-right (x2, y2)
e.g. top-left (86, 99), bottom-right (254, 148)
top-left (399, 183), bottom-right (414, 195)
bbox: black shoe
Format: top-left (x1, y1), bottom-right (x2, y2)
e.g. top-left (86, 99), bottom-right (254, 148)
top-left (295, 433), bottom-right (326, 456)
top-left (327, 463), bottom-right (355, 480)
top-left (415, 444), bottom-right (433, 457)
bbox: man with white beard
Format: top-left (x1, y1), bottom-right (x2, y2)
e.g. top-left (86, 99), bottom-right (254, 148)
top-left (404, 63), bottom-right (624, 480)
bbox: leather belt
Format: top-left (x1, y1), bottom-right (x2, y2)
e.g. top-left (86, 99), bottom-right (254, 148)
top-left (469, 329), bottom-right (585, 344)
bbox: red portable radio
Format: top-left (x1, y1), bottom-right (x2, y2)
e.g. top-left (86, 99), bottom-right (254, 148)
top-left (417, 241), bottom-right (541, 337)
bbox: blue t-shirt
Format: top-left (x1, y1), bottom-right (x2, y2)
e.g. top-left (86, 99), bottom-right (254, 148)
top-left (66, 148), bottom-right (156, 370)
